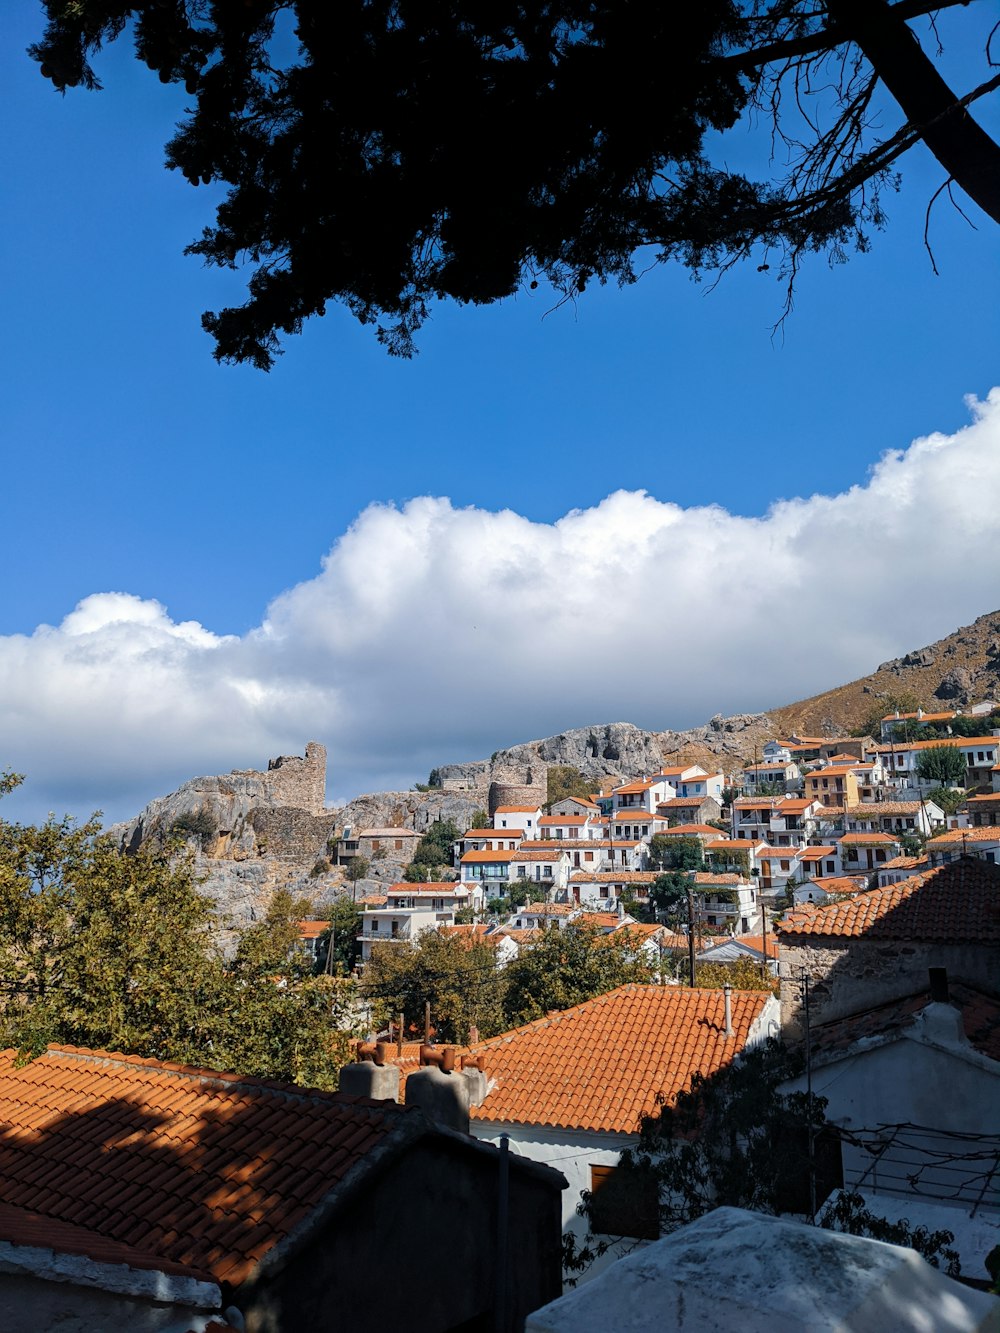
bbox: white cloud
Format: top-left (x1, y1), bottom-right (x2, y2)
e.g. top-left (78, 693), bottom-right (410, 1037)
top-left (4, 389), bottom-right (1000, 824)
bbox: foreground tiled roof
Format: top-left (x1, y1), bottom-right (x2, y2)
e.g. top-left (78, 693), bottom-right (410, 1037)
top-left (777, 857), bottom-right (1000, 942)
top-left (0, 1046), bottom-right (419, 1288)
top-left (468, 985), bottom-right (770, 1134)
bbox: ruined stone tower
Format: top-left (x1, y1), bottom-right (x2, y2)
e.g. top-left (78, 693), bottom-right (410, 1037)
top-left (487, 760), bottom-right (547, 816)
top-left (265, 740), bottom-right (327, 812)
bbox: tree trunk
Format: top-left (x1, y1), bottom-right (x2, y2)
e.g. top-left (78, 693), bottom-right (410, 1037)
top-left (829, 0), bottom-right (1000, 224)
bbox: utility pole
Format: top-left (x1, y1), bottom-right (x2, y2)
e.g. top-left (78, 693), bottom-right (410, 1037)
top-left (686, 885), bottom-right (697, 987)
top-left (803, 971), bottom-right (817, 1223)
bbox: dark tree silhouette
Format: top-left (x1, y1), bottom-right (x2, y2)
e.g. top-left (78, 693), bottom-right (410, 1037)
top-left (30, 1), bottom-right (1000, 365)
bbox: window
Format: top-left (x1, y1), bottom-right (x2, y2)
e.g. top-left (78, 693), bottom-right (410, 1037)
top-left (371, 919), bottom-right (379, 932)
top-left (585, 851), bottom-right (594, 862)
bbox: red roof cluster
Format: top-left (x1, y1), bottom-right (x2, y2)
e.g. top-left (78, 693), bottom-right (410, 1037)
top-left (778, 857), bottom-right (1000, 942)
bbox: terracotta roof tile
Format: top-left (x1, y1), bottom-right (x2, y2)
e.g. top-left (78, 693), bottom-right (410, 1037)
top-left (777, 857), bottom-right (1000, 941)
top-left (0, 1047), bottom-right (421, 1288)
top-left (467, 985), bottom-right (770, 1134)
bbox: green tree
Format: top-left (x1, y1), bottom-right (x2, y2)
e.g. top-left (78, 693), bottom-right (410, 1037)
top-left (344, 854), bottom-right (371, 897)
top-left (648, 834), bottom-right (704, 872)
top-left (501, 922), bottom-right (654, 1028)
top-left (317, 896), bottom-right (363, 974)
top-left (31, 4), bottom-right (1000, 365)
top-left (649, 871), bottom-right (693, 926)
top-left (0, 800), bottom-right (225, 1064)
top-left (402, 820), bottom-right (460, 882)
top-left (359, 930), bottom-right (505, 1044)
top-left (0, 779), bottom-right (358, 1088)
top-left (915, 744), bottom-right (967, 786)
top-left (692, 957), bottom-right (777, 992)
top-left (924, 785), bottom-right (966, 817)
top-left (222, 890), bottom-right (358, 1088)
top-left (546, 766), bottom-right (595, 810)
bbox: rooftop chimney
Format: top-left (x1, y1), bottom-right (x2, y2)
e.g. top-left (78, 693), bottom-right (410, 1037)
top-left (928, 967), bottom-right (950, 1004)
top-left (723, 983), bottom-right (734, 1038)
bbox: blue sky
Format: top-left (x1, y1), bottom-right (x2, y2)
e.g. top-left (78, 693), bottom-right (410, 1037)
top-left (2, 4), bottom-right (999, 823)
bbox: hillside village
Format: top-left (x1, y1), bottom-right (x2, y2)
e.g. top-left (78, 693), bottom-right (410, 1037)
top-left (2, 684), bottom-right (1000, 1327)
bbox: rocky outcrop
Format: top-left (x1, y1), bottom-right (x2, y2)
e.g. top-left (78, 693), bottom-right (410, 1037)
top-left (112, 743), bottom-right (341, 936)
top-left (492, 722), bottom-right (666, 785)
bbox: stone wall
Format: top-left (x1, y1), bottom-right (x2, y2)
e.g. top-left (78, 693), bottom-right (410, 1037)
top-left (249, 807), bottom-right (338, 863)
top-left (778, 936), bottom-right (1000, 1037)
top-left (262, 740), bottom-right (327, 812)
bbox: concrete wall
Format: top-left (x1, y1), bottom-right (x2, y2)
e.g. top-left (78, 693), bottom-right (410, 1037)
top-left (783, 1009), bottom-right (1000, 1210)
top-left (0, 1270), bottom-right (218, 1333)
top-left (471, 1123), bottom-right (641, 1284)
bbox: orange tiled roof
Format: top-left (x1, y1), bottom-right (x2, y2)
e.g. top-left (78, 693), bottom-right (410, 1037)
top-left (928, 825), bottom-right (1000, 845)
top-left (777, 857), bottom-right (1000, 941)
top-left (468, 985), bottom-right (771, 1133)
top-left (806, 875), bottom-right (870, 895)
top-left (837, 831), bottom-right (898, 845)
top-left (577, 912), bottom-right (622, 930)
top-left (844, 802), bottom-right (921, 817)
top-left (386, 881), bottom-right (456, 893)
top-left (795, 846), bottom-right (837, 861)
top-left (296, 920), bottom-right (327, 941)
top-left (568, 871), bottom-right (658, 883)
top-left (438, 923), bottom-right (490, 939)
top-left (493, 805), bottom-right (541, 813)
top-left (460, 848), bottom-right (512, 863)
top-left (657, 824), bottom-right (723, 836)
top-left (0, 1046), bottom-right (422, 1288)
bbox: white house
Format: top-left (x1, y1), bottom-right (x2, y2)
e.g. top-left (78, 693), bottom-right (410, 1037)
top-left (357, 881), bottom-right (480, 965)
top-left (780, 974), bottom-right (1000, 1275)
top-left (459, 846), bottom-right (517, 890)
top-left (611, 777), bottom-right (677, 815)
top-left (493, 804), bottom-right (543, 835)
